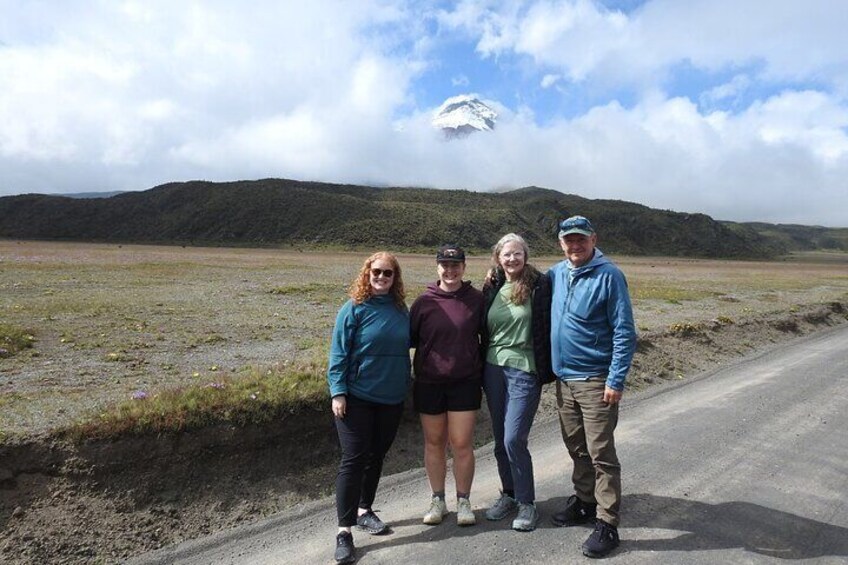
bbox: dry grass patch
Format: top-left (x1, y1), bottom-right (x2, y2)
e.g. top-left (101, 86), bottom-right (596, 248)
top-left (629, 281), bottom-right (719, 303)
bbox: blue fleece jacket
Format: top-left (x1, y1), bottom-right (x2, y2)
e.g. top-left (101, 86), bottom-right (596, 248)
top-left (327, 294), bottom-right (411, 404)
top-left (549, 249), bottom-right (637, 391)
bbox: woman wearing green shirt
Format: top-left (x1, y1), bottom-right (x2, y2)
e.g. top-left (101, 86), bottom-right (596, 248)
top-left (481, 233), bottom-right (552, 532)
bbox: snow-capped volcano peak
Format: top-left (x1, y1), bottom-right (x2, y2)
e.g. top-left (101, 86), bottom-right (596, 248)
top-left (432, 95), bottom-right (497, 138)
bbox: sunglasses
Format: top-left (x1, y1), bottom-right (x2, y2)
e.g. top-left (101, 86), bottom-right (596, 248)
top-left (559, 216), bottom-right (593, 231)
top-left (370, 268), bottom-right (395, 278)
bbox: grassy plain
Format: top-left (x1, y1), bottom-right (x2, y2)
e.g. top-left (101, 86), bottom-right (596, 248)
top-left (1, 240), bottom-right (847, 441)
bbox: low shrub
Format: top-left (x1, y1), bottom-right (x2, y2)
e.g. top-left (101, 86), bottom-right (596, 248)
top-left (668, 322), bottom-right (702, 337)
top-left (0, 324), bottom-right (36, 357)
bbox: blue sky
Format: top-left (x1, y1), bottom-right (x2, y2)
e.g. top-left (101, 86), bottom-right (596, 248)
top-left (1, 0), bottom-right (847, 226)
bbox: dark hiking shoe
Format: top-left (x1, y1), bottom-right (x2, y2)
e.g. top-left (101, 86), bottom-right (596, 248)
top-left (550, 494), bottom-right (597, 527)
top-left (334, 531), bottom-right (356, 564)
top-left (582, 519), bottom-right (620, 558)
top-left (356, 510), bottom-right (389, 535)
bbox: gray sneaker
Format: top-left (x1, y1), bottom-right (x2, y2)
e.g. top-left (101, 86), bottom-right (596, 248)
top-left (512, 502), bottom-right (539, 531)
top-left (485, 492), bottom-right (517, 521)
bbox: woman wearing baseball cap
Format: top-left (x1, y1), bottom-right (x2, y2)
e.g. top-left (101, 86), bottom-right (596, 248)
top-left (410, 244), bottom-right (486, 528)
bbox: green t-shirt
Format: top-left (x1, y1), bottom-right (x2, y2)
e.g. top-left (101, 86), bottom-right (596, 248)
top-left (485, 282), bottom-right (535, 373)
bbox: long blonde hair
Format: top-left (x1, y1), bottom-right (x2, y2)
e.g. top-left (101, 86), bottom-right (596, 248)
top-left (484, 233), bottom-right (539, 305)
top-left (348, 251), bottom-right (406, 309)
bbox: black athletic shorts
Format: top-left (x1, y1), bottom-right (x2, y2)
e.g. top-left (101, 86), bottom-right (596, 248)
top-left (413, 378), bottom-right (482, 414)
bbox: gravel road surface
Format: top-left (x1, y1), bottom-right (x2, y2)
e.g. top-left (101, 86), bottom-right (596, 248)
top-left (131, 325), bottom-right (848, 565)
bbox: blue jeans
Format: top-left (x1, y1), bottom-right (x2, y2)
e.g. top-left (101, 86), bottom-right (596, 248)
top-left (483, 363), bottom-right (542, 504)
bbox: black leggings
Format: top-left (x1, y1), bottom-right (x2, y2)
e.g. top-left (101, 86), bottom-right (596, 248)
top-left (335, 394), bottom-right (404, 527)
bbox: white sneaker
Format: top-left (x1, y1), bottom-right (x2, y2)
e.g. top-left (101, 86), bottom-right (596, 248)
top-left (456, 497), bottom-right (476, 526)
top-left (423, 496), bottom-right (448, 525)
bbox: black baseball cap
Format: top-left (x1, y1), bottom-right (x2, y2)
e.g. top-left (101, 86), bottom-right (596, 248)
top-left (436, 244), bottom-right (465, 263)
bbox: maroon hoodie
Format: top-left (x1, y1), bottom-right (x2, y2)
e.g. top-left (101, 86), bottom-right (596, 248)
top-left (410, 281), bottom-right (485, 383)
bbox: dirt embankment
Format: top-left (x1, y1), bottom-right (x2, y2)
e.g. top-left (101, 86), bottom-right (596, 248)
top-left (1, 301), bottom-right (846, 564)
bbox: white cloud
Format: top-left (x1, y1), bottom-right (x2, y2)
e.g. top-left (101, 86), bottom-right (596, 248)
top-left (439, 0), bottom-right (848, 90)
top-left (700, 74), bottom-right (752, 108)
top-left (360, 90), bottom-right (848, 226)
top-left (734, 90), bottom-right (848, 163)
top-left (541, 74), bottom-right (561, 88)
top-left (0, 0), bottom-right (417, 182)
top-left (452, 74), bottom-right (470, 86)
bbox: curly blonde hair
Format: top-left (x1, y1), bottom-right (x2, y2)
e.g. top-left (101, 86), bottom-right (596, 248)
top-left (484, 233), bottom-right (540, 305)
top-left (349, 251), bottom-right (406, 309)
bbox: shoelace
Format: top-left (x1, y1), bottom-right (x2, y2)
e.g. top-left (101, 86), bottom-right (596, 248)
top-left (594, 521), bottom-right (615, 539)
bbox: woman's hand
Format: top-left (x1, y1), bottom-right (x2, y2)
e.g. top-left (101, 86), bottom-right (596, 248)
top-left (332, 395), bottom-right (347, 418)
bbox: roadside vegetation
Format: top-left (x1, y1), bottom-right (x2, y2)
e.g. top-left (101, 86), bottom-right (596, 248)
top-left (64, 360), bottom-right (327, 441)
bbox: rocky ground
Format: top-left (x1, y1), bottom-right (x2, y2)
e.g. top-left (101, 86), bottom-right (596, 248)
top-left (1, 242), bottom-right (847, 564)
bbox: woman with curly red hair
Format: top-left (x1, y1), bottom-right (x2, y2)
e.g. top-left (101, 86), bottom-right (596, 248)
top-left (327, 251), bottom-right (411, 564)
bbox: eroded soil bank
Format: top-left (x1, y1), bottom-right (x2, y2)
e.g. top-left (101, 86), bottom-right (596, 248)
top-left (1, 301), bottom-right (846, 564)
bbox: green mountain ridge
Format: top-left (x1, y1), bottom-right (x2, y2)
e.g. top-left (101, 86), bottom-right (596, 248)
top-left (0, 178), bottom-right (845, 258)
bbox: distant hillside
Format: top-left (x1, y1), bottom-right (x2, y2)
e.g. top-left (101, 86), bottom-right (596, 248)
top-left (54, 191), bottom-right (126, 199)
top-left (726, 221), bottom-right (848, 253)
top-left (0, 178), bottom-right (835, 258)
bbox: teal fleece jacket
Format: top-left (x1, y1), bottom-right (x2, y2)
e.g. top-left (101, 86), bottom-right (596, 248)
top-left (549, 249), bottom-right (637, 391)
top-left (327, 294), bottom-right (411, 404)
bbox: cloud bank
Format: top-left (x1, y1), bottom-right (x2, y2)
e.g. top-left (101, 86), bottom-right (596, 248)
top-left (1, 0), bottom-right (846, 226)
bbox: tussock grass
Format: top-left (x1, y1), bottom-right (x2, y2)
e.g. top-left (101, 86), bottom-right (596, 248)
top-left (668, 322), bottom-right (703, 336)
top-left (64, 361), bottom-right (328, 441)
top-left (0, 324), bottom-right (36, 357)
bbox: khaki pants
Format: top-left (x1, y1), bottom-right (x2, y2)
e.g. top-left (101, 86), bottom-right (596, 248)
top-left (556, 378), bottom-right (621, 526)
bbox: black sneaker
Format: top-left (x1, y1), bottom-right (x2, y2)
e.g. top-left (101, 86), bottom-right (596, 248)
top-left (582, 519), bottom-right (620, 558)
top-left (356, 510), bottom-right (389, 535)
top-left (550, 494), bottom-right (597, 527)
top-left (334, 531), bottom-right (356, 564)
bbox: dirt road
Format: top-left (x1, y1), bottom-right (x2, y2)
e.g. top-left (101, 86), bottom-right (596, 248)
top-left (130, 325), bottom-right (848, 565)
